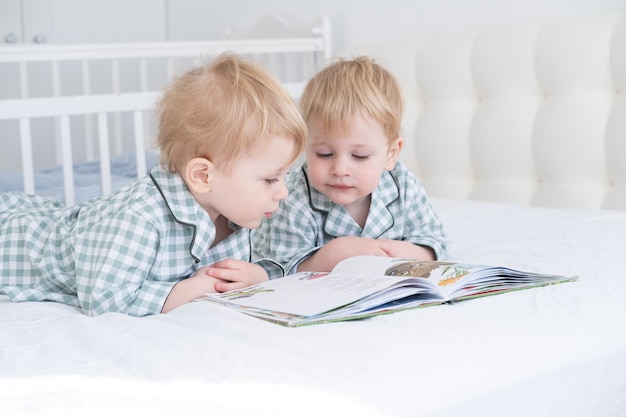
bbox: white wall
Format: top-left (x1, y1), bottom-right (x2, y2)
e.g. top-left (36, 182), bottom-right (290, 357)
top-left (167, 0), bottom-right (626, 53)
top-left (3, 0), bottom-right (626, 50)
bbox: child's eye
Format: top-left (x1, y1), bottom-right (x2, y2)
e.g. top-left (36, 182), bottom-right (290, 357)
top-left (315, 152), bottom-right (333, 158)
top-left (265, 178), bottom-right (280, 185)
top-left (352, 154), bottom-right (370, 160)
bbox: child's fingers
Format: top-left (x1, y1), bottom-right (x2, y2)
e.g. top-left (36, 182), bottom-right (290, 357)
top-left (214, 280), bottom-right (247, 293)
top-left (206, 266), bottom-right (238, 282)
top-left (209, 258), bottom-right (242, 271)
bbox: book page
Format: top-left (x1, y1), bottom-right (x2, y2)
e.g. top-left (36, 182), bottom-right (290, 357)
top-left (333, 256), bottom-right (576, 301)
top-left (332, 256), bottom-right (521, 300)
top-left (332, 256), bottom-right (469, 297)
top-left (203, 271), bottom-right (422, 317)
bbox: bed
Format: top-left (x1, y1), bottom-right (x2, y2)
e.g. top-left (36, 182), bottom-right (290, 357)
top-left (2, 11), bottom-right (626, 417)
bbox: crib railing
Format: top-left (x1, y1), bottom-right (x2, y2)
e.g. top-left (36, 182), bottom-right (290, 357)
top-left (0, 92), bottom-right (158, 205)
top-left (0, 15), bottom-right (331, 205)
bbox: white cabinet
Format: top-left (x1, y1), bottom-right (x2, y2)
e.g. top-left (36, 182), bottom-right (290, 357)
top-left (1, 0), bottom-right (166, 44)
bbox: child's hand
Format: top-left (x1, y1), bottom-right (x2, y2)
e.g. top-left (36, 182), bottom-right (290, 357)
top-left (161, 265), bottom-right (229, 313)
top-left (298, 236), bottom-right (395, 272)
top-left (189, 265), bottom-right (229, 292)
top-left (205, 259), bottom-right (269, 293)
top-left (320, 236), bottom-right (395, 261)
top-left (377, 238), bottom-right (436, 261)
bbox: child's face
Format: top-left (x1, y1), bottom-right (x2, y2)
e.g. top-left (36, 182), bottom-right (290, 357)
top-left (205, 135), bottom-right (297, 229)
top-left (305, 113), bottom-right (401, 210)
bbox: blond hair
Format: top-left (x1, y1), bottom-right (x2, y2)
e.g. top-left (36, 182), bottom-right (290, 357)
top-left (300, 56), bottom-right (404, 145)
top-left (156, 53), bottom-right (307, 172)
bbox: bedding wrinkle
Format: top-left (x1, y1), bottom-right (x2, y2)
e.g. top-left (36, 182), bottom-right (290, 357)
top-left (149, 303), bottom-right (344, 383)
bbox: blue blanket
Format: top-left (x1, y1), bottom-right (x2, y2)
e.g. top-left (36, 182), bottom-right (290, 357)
top-left (0, 151), bottom-right (160, 205)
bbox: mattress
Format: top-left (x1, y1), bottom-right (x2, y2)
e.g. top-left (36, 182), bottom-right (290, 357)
top-left (1, 197), bottom-right (625, 417)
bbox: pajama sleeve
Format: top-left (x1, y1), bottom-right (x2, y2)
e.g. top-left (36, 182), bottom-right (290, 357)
top-left (254, 198), bottom-right (321, 277)
top-left (74, 210), bottom-right (176, 317)
top-left (400, 173), bottom-right (448, 260)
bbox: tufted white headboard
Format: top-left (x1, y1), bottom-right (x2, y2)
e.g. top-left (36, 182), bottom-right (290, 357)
top-left (351, 11), bottom-right (626, 210)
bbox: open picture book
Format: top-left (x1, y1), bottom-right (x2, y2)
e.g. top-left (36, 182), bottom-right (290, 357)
top-left (201, 255), bottom-right (577, 327)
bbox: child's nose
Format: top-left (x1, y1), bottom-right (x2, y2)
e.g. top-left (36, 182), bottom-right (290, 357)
top-left (331, 157), bottom-right (349, 176)
top-left (275, 182), bottom-right (289, 200)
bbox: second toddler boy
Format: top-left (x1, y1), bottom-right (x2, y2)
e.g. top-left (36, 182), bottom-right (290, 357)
top-left (255, 56), bottom-right (448, 277)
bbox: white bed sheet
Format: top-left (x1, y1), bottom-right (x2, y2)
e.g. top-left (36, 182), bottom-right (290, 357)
top-left (1, 198), bottom-right (625, 417)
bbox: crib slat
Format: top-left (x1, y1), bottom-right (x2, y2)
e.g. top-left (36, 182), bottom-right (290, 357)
top-left (111, 59), bottom-right (123, 155)
top-left (133, 110), bottom-right (147, 178)
top-left (51, 61), bottom-right (64, 167)
top-left (19, 118), bottom-right (35, 194)
top-left (82, 59), bottom-right (96, 161)
top-left (97, 113), bottom-right (112, 196)
top-left (59, 116), bottom-right (75, 206)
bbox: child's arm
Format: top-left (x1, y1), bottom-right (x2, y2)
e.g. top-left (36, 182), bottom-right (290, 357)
top-left (162, 260), bottom-right (269, 312)
top-left (297, 236), bottom-right (394, 273)
top-left (76, 214), bottom-right (176, 317)
top-left (207, 259), bottom-right (269, 293)
top-left (377, 238), bottom-right (436, 260)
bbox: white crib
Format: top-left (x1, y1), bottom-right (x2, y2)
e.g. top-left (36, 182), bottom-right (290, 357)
top-left (0, 15), bottom-right (331, 206)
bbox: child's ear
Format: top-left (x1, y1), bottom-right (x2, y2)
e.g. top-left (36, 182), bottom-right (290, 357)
top-left (183, 157), bottom-right (214, 193)
top-left (385, 136), bottom-right (404, 171)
